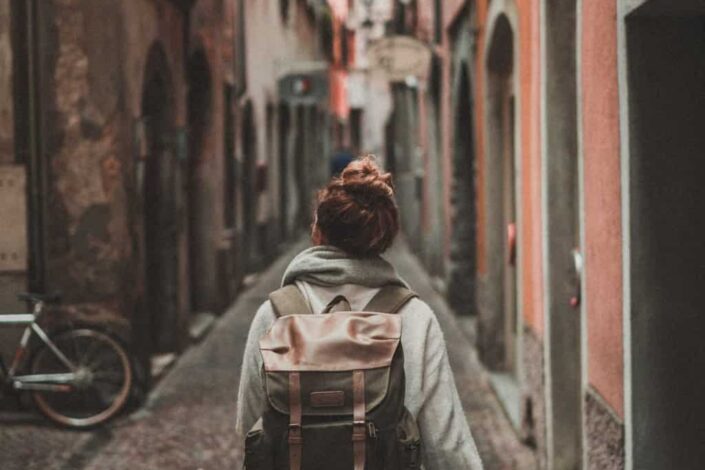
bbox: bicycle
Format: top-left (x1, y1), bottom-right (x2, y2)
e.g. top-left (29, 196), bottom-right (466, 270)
top-left (0, 293), bottom-right (133, 428)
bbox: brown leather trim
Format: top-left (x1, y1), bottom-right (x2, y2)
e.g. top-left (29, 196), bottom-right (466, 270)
top-left (264, 368), bottom-right (391, 416)
top-left (364, 286), bottom-right (418, 313)
top-left (352, 370), bottom-right (366, 470)
top-left (288, 372), bottom-right (302, 470)
top-left (310, 391), bottom-right (345, 408)
top-left (260, 312), bottom-right (402, 372)
top-left (269, 285), bottom-right (312, 318)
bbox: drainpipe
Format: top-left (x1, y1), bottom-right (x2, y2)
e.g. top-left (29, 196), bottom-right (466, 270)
top-left (13, 0), bottom-right (46, 292)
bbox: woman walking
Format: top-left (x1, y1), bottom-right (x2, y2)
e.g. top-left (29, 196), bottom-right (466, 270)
top-left (236, 156), bottom-right (482, 469)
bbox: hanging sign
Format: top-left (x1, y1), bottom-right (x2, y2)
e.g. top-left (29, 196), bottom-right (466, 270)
top-left (367, 35), bottom-right (432, 82)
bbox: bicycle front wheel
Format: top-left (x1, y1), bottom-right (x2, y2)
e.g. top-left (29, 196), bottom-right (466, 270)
top-left (30, 328), bottom-right (133, 428)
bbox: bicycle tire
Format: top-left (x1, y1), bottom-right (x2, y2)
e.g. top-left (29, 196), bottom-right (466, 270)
top-left (30, 328), bottom-right (133, 428)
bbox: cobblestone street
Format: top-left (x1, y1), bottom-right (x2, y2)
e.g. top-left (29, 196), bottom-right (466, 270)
top-left (0, 239), bottom-right (534, 469)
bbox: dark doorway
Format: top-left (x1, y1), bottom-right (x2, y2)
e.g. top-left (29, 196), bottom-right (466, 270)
top-left (626, 6), bottom-right (705, 468)
top-left (241, 101), bottom-right (257, 271)
top-left (186, 49), bottom-right (213, 313)
top-left (544, 0), bottom-right (582, 467)
top-left (293, 106), bottom-right (307, 228)
top-left (278, 103), bottom-right (290, 238)
top-left (482, 14), bottom-right (518, 373)
top-left (448, 63), bottom-right (478, 317)
top-left (224, 85), bottom-right (237, 230)
top-left (141, 44), bottom-right (180, 353)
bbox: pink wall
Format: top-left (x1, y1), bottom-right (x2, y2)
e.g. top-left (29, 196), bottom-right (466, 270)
top-left (518, 0), bottom-right (544, 337)
top-left (581, 0), bottom-right (624, 418)
top-left (475, 0), bottom-right (544, 336)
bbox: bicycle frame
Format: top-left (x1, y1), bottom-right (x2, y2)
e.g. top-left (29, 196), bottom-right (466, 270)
top-left (0, 301), bottom-right (78, 393)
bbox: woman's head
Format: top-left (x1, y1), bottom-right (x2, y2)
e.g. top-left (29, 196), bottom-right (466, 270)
top-left (313, 156), bottom-right (399, 257)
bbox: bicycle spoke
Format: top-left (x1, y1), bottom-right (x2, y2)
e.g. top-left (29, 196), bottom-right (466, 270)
top-left (31, 329), bottom-right (132, 427)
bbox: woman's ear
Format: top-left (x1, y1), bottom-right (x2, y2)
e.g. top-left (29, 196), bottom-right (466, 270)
top-left (311, 222), bottom-right (326, 246)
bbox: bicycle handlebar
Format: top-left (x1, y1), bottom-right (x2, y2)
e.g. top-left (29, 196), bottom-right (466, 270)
top-left (17, 292), bottom-right (62, 304)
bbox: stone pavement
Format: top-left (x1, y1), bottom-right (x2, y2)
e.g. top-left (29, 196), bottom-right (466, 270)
top-left (0, 238), bottom-right (535, 469)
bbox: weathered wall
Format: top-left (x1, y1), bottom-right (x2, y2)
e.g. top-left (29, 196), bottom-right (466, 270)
top-left (39, 0), bottom-right (194, 354)
top-left (44, 0), bottom-right (135, 330)
top-left (581, 0), bottom-right (624, 418)
top-left (0, 1), bottom-right (13, 164)
top-left (521, 327), bottom-right (546, 466)
top-left (585, 387), bottom-right (625, 469)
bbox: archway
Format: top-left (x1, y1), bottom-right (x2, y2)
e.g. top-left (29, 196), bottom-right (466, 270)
top-left (448, 62), bottom-right (478, 316)
top-left (625, 3), bottom-right (705, 467)
top-left (140, 43), bottom-right (180, 353)
top-left (481, 14), bottom-right (519, 375)
top-left (186, 48), bottom-right (213, 312)
top-left (543, 0), bottom-right (582, 467)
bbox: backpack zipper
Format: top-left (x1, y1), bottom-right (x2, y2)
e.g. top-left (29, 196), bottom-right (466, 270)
top-left (368, 422), bottom-right (377, 438)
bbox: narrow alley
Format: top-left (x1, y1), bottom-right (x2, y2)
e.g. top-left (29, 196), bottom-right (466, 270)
top-left (1, 239), bottom-right (534, 469)
top-left (2, 0), bottom-right (705, 469)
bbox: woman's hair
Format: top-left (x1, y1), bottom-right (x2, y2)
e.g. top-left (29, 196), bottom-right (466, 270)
top-left (314, 156), bottom-right (399, 257)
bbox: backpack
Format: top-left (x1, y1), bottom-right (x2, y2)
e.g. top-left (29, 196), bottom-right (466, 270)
top-left (244, 284), bottom-right (423, 470)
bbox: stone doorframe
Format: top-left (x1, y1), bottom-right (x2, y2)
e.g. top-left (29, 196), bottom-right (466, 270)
top-left (540, 0), bottom-right (583, 468)
top-left (617, 1), bottom-right (705, 468)
top-left (480, 0), bottom-right (524, 428)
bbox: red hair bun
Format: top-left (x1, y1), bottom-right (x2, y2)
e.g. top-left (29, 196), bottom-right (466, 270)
top-left (315, 156), bottom-right (399, 257)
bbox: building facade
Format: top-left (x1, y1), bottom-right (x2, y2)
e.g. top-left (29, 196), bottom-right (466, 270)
top-left (364, 1), bottom-right (705, 469)
top-left (0, 0), bottom-right (335, 390)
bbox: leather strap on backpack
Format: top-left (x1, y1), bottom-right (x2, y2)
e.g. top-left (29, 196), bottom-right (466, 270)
top-left (352, 370), bottom-right (366, 470)
top-left (364, 285), bottom-right (418, 314)
top-left (288, 372), bottom-right (303, 470)
top-left (269, 285), bottom-right (312, 318)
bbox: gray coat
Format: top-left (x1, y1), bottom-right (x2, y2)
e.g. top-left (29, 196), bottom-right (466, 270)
top-left (235, 281), bottom-right (484, 470)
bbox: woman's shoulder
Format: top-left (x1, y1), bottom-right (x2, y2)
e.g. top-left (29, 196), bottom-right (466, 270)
top-left (399, 297), bottom-right (443, 333)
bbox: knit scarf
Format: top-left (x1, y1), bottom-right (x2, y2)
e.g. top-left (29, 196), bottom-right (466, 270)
top-left (281, 245), bottom-right (408, 288)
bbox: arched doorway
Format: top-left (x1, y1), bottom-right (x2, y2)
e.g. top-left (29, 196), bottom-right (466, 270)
top-left (140, 43), bottom-right (181, 353)
top-left (186, 49), bottom-right (213, 312)
top-left (448, 62), bottom-right (478, 316)
top-left (482, 14), bottom-right (519, 375)
top-left (543, 0), bottom-right (582, 467)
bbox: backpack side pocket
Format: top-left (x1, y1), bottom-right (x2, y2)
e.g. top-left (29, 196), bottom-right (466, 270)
top-left (244, 418), bottom-right (274, 470)
top-left (396, 408), bottom-right (422, 469)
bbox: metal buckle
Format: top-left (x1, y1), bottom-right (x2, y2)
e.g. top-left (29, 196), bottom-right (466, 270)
top-left (288, 423), bottom-right (303, 444)
top-left (352, 420), bottom-right (366, 441)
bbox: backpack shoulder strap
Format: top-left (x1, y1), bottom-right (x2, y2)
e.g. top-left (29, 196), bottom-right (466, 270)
top-left (268, 285), bottom-right (312, 318)
top-left (363, 285), bottom-right (418, 313)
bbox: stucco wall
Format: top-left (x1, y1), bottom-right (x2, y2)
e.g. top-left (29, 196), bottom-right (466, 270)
top-left (475, 0), bottom-right (544, 338)
top-left (581, 0), bottom-right (624, 417)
